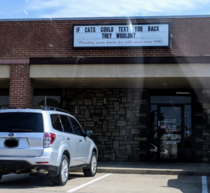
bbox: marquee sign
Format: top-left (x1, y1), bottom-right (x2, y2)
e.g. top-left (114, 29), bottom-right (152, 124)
top-left (72, 23), bottom-right (170, 49)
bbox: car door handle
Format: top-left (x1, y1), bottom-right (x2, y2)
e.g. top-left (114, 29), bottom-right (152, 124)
top-left (67, 138), bottom-right (70, 140)
top-left (79, 139), bottom-right (82, 142)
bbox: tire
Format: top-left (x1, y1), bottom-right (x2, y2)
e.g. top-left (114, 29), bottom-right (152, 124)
top-left (83, 152), bottom-right (97, 177)
top-left (0, 173), bottom-right (2, 181)
top-left (53, 155), bottom-right (69, 186)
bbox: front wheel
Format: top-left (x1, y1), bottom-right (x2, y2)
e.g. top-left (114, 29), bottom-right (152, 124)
top-left (83, 152), bottom-right (97, 177)
top-left (53, 155), bottom-right (69, 186)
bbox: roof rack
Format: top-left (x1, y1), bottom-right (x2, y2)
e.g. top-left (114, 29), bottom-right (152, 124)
top-left (42, 106), bottom-right (69, 114)
top-left (0, 106), bottom-right (17, 110)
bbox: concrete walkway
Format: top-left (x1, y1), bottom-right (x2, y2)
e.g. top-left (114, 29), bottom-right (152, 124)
top-left (96, 161), bottom-right (210, 176)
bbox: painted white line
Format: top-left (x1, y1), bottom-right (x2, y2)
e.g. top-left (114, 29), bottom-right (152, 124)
top-left (67, 173), bottom-right (112, 193)
top-left (202, 176), bottom-right (208, 193)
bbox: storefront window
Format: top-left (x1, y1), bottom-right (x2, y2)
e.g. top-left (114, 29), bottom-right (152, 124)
top-left (33, 90), bottom-right (61, 108)
top-left (33, 96), bottom-right (61, 108)
top-left (0, 96), bottom-right (9, 108)
top-left (0, 90), bottom-right (9, 109)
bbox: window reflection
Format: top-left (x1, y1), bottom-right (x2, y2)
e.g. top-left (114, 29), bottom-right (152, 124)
top-left (33, 96), bottom-right (45, 107)
top-left (160, 107), bottom-right (181, 160)
top-left (33, 96), bottom-right (61, 108)
top-left (184, 105), bottom-right (192, 161)
top-left (150, 105), bottom-right (158, 161)
top-left (1, 96), bottom-right (9, 108)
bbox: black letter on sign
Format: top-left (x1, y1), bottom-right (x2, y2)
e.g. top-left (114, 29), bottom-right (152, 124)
top-left (76, 27), bottom-right (80, 33)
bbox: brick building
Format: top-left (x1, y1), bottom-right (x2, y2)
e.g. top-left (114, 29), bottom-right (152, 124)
top-left (0, 16), bottom-right (210, 163)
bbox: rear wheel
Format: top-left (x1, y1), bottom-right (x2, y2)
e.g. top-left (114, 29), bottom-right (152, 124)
top-left (83, 152), bottom-right (97, 177)
top-left (53, 155), bottom-right (69, 186)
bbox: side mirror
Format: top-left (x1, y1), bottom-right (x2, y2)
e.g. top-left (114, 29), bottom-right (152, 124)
top-left (86, 130), bottom-right (92, 137)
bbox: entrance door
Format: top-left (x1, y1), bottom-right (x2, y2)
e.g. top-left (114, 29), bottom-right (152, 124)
top-left (150, 96), bottom-right (192, 162)
top-left (157, 105), bottom-right (182, 161)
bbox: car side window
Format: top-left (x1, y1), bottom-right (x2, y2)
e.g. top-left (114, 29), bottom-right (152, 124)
top-left (60, 115), bottom-right (73, 134)
top-left (69, 117), bottom-right (84, 136)
top-left (50, 114), bottom-right (62, 132)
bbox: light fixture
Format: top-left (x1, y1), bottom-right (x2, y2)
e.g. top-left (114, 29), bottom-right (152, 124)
top-left (84, 84), bottom-right (87, 86)
top-left (163, 83), bottom-right (167, 86)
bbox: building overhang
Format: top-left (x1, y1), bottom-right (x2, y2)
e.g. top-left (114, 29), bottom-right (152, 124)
top-left (30, 62), bottom-right (210, 89)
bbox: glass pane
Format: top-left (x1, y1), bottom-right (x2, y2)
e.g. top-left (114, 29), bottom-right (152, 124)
top-left (151, 96), bottom-right (191, 104)
top-left (160, 107), bottom-right (181, 160)
top-left (33, 96), bottom-right (61, 108)
top-left (60, 115), bottom-right (73, 134)
top-left (50, 114), bottom-right (62, 132)
top-left (1, 96), bottom-right (9, 107)
top-left (150, 105), bottom-right (158, 161)
top-left (69, 117), bottom-right (84, 136)
top-left (0, 113), bottom-right (43, 132)
top-left (33, 96), bottom-right (45, 107)
top-left (184, 105), bottom-right (192, 161)
top-left (47, 96), bottom-right (61, 107)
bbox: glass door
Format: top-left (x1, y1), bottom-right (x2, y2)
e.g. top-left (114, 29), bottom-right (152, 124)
top-left (158, 105), bottom-right (182, 161)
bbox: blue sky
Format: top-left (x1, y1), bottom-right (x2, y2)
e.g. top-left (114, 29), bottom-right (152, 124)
top-left (0, 0), bottom-right (210, 19)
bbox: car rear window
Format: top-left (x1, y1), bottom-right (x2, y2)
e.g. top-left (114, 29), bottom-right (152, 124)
top-left (0, 112), bottom-right (44, 132)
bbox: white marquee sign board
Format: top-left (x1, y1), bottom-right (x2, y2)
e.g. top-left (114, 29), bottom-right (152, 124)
top-left (73, 24), bottom-right (170, 49)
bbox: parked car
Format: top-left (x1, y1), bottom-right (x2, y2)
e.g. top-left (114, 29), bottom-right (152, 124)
top-left (0, 106), bottom-right (98, 186)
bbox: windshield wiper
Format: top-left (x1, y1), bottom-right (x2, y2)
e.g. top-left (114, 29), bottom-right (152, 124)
top-left (12, 129), bottom-right (33, 132)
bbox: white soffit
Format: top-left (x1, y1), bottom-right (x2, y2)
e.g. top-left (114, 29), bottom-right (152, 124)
top-left (30, 63), bottom-right (210, 78)
top-left (0, 65), bottom-right (10, 78)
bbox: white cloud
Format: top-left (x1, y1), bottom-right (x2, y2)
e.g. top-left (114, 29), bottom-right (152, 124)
top-left (24, 10), bottom-right (28, 14)
top-left (26, 0), bottom-right (210, 18)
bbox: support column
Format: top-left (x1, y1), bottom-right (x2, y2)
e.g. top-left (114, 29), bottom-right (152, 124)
top-left (9, 63), bottom-right (34, 108)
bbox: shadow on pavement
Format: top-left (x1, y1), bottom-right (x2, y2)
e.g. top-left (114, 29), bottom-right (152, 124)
top-left (0, 173), bottom-right (84, 189)
top-left (167, 174), bottom-right (201, 193)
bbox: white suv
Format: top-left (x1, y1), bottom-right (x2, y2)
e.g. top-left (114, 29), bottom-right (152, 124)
top-left (0, 106), bottom-right (98, 186)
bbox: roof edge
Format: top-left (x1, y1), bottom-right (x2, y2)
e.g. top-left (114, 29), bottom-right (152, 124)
top-left (1, 15), bottom-right (210, 22)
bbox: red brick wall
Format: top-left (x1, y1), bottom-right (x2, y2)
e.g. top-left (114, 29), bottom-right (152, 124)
top-left (0, 17), bottom-right (209, 58)
top-left (9, 64), bottom-right (34, 108)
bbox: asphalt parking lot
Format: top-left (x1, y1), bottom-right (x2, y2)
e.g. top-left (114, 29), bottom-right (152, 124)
top-left (0, 172), bottom-right (209, 193)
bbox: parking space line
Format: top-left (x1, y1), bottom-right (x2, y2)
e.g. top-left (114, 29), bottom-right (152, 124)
top-left (67, 173), bottom-right (112, 193)
top-left (202, 176), bottom-right (208, 193)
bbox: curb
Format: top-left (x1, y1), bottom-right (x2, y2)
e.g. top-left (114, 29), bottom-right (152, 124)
top-left (71, 167), bottom-right (210, 176)
top-left (97, 168), bottom-right (210, 176)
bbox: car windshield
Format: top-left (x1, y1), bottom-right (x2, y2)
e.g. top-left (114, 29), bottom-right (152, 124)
top-left (0, 113), bottom-right (43, 132)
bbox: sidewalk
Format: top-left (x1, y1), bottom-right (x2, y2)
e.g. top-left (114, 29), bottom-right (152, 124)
top-left (96, 161), bottom-right (210, 176)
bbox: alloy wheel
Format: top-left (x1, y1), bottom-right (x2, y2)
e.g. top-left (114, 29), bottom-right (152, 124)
top-left (61, 159), bottom-right (68, 182)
